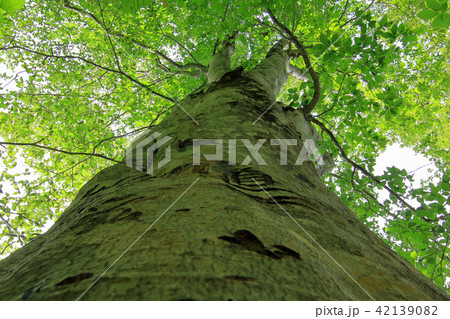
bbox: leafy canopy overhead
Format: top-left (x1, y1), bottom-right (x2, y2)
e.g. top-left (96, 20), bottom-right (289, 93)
top-left (0, 0), bottom-right (24, 14)
top-left (0, 0), bottom-right (449, 291)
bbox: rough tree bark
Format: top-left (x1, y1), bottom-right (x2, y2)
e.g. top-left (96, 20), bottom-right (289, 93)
top-left (0, 39), bottom-right (448, 301)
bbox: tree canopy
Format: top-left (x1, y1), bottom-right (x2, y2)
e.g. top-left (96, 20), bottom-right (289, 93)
top-left (0, 0), bottom-right (449, 292)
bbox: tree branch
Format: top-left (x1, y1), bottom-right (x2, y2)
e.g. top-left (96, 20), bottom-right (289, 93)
top-left (96, 1), bottom-right (123, 72)
top-left (159, 30), bottom-right (201, 65)
top-left (317, 72), bottom-right (347, 118)
top-left (317, 119), bottom-right (450, 224)
top-left (63, 0), bottom-right (207, 76)
top-left (287, 63), bottom-right (309, 82)
top-left (266, 8), bottom-right (320, 117)
top-left (0, 211), bottom-right (24, 246)
top-left (338, 0), bottom-right (350, 23)
top-left (310, 118), bottom-right (422, 215)
top-left (340, 0), bottom-right (376, 28)
top-left (150, 49), bottom-right (207, 75)
top-left (350, 167), bottom-right (399, 220)
top-left (207, 30), bottom-right (239, 83)
top-left (213, 2), bottom-right (231, 55)
top-left (63, 0), bottom-right (106, 32)
top-left (93, 108), bottom-right (166, 154)
top-left (1, 45), bottom-right (176, 103)
top-left (255, 19), bottom-right (289, 41)
top-left (1, 241), bottom-right (16, 255)
top-left (0, 140), bottom-right (120, 163)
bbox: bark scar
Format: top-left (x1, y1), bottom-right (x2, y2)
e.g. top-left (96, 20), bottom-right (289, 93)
top-left (218, 229), bottom-right (301, 261)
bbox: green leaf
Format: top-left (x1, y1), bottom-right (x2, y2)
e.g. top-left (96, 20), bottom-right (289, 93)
top-left (431, 13), bottom-right (450, 28)
top-left (374, 75), bottom-right (385, 83)
top-left (0, 0), bottom-right (24, 14)
top-left (319, 33), bottom-right (329, 45)
top-left (418, 9), bottom-right (439, 20)
top-left (416, 206), bottom-right (427, 217)
top-left (426, 0), bottom-right (448, 11)
top-left (435, 225), bottom-right (445, 233)
top-left (379, 15), bottom-right (388, 27)
top-left (434, 277), bottom-right (443, 286)
top-left (120, 0), bottom-right (154, 12)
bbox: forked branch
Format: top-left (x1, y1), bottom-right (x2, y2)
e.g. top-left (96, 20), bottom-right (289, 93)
top-left (63, 0), bottom-right (207, 76)
top-left (266, 8), bottom-right (321, 117)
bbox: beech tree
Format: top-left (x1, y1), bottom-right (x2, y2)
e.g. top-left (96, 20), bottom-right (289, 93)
top-left (0, 0), bottom-right (449, 300)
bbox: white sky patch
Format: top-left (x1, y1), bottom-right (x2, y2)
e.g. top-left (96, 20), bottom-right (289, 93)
top-left (374, 142), bottom-right (438, 209)
top-left (371, 142), bottom-right (441, 240)
top-left (374, 143), bottom-right (437, 187)
top-left (1, 62), bottom-right (27, 92)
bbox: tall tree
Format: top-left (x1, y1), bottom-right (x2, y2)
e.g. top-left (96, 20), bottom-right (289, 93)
top-left (0, 0), bottom-right (449, 300)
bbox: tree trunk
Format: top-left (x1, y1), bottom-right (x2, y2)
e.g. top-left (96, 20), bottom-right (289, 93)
top-left (0, 44), bottom-right (448, 301)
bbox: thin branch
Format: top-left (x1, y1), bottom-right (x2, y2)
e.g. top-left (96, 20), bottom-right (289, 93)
top-left (6, 212), bottom-right (35, 223)
top-left (377, 2), bottom-right (410, 16)
top-left (317, 73), bottom-right (347, 118)
top-left (1, 241), bottom-right (15, 255)
top-left (350, 167), bottom-right (399, 220)
top-left (436, 235), bottom-right (450, 281)
top-left (408, 163), bottom-right (433, 174)
top-left (92, 109), bottom-right (166, 154)
top-left (0, 140), bottom-right (120, 163)
top-left (255, 19), bottom-right (290, 41)
top-left (426, 213), bottom-right (450, 222)
top-left (43, 127), bottom-right (161, 187)
top-left (310, 118), bottom-right (421, 215)
top-left (430, 229), bottom-right (440, 280)
top-left (160, 30), bottom-right (201, 65)
top-left (1, 70), bottom-right (28, 91)
top-left (107, 33), bottom-right (122, 71)
top-left (1, 45), bottom-right (176, 103)
top-left (291, 2), bottom-right (296, 33)
top-left (213, 2), bottom-right (231, 55)
top-left (323, 122), bottom-right (449, 224)
top-left (150, 48), bottom-right (207, 75)
top-left (341, 0), bottom-right (376, 28)
top-left (338, 0), bottom-right (350, 23)
top-left (36, 157), bottom-right (90, 187)
top-left (63, 0), bottom-right (207, 75)
top-left (63, 0), bottom-right (106, 32)
top-left (96, 0), bottom-right (123, 72)
top-left (0, 211), bottom-right (24, 245)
